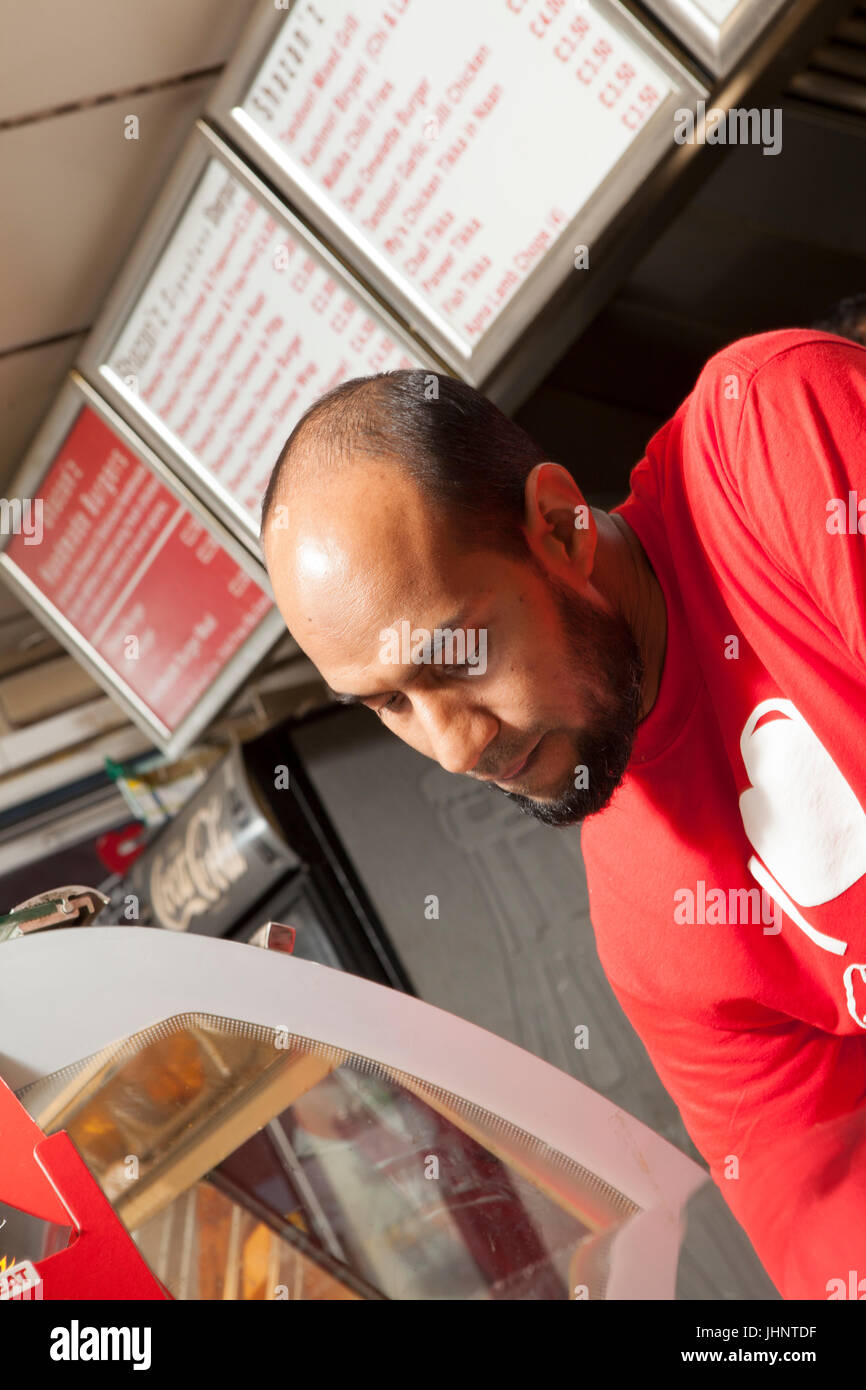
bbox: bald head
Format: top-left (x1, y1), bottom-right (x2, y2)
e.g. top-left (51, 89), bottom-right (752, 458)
top-left (259, 368), bottom-right (545, 559)
top-left (260, 373), bottom-right (396, 541)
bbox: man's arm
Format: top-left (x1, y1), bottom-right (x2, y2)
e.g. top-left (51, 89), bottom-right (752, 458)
top-left (609, 979), bottom-right (866, 1299)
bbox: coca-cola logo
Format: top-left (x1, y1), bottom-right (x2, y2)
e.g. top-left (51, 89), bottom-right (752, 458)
top-left (150, 794), bottom-right (247, 931)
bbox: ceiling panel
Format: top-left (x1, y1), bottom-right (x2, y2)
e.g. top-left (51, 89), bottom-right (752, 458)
top-left (0, 77), bottom-right (213, 353)
top-left (0, 0), bottom-right (258, 123)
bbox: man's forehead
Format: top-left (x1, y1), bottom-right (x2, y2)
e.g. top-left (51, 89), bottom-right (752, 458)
top-left (272, 544), bottom-right (502, 690)
top-left (265, 452), bottom-right (445, 562)
top-left (265, 454), bottom-right (461, 593)
top-left (266, 530), bottom-right (463, 662)
top-left (267, 515), bottom-right (450, 618)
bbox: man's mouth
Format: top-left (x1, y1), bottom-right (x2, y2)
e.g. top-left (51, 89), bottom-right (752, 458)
top-left (492, 738), bottom-right (542, 786)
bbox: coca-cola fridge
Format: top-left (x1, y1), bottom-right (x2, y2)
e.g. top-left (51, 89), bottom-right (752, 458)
top-left (107, 713), bottom-right (413, 990)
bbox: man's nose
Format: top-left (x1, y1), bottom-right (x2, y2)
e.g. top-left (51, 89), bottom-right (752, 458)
top-left (416, 696), bottom-right (497, 776)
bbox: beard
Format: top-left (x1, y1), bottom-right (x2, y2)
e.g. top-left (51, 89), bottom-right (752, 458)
top-left (489, 578), bottom-right (645, 828)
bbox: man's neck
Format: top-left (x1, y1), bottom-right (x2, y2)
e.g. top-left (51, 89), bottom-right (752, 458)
top-left (593, 508), bottom-right (667, 721)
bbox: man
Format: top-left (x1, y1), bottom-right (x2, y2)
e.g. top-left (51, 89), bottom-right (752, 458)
top-left (260, 327), bottom-right (866, 1300)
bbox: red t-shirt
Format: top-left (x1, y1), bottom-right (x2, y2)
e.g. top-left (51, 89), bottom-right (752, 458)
top-left (580, 328), bottom-right (866, 1300)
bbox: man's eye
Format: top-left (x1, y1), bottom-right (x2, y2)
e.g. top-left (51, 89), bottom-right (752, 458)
top-left (373, 652), bottom-right (486, 716)
top-left (439, 662), bottom-right (479, 678)
top-left (377, 692), bottom-right (404, 715)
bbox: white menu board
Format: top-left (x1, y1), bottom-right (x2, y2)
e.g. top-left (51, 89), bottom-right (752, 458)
top-left (209, 0), bottom-right (705, 382)
top-left (640, 0), bottom-right (792, 74)
top-left (80, 124), bottom-right (436, 550)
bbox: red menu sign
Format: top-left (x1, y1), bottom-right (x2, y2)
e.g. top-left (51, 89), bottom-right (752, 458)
top-left (4, 409), bottom-right (274, 734)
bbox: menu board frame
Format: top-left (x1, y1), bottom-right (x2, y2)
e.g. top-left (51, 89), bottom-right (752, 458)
top-left (77, 119), bottom-right (444, 557)
top-left (0, 373), bottom-right (286, 758)
top-left (206, 0), bottom-right (708, 388)
top-left (641, 0), bottom-right (793, 76)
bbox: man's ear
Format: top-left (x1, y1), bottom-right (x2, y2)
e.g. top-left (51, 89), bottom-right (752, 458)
top-left (523, 462), bottom-right (597, 581)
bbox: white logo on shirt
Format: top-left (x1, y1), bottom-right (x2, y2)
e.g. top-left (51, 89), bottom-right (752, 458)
top-left (738, 699), bottom-right (866, 1027)
top-left (843, 964), bottom-right (866, 1029)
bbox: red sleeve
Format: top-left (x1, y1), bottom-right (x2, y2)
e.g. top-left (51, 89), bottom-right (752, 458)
top-left (608, 979), bottom-right (866, 1299)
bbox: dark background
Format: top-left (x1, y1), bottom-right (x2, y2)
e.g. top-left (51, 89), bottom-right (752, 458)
top-left (516, 17), bottom-right (866, 503)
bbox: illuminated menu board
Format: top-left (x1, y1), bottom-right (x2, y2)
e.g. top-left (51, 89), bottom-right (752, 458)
top-left (79, 123), bottom-right (437, 552)
top-left (640, 0), bottom-right (792, 74)
top-left (208, 0), bottom-right (705, 382)
top-left (0, 378), bottom-right (284, 755)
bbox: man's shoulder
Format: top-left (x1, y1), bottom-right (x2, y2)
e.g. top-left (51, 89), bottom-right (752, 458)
top-left (694, 327), bottom-right (866, 401)
top-left (624, 327), bottom-right (866, 530)
top-left (675, 328), bottom-right (866, 487)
